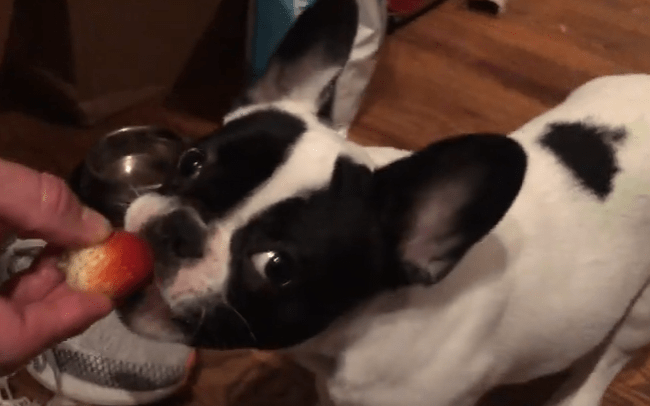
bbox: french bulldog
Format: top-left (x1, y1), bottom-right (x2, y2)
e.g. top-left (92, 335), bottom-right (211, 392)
top-left (118, 0), bottom-right (650, 404)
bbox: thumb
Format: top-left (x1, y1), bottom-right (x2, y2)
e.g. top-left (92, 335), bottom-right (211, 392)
top-left (0, 159), bottom-right (112, 248)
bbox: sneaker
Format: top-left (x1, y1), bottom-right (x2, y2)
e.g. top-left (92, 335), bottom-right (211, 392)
top-left (0, 238), bottom-right (196, 406)
top-left (25, 311), bottom-right (196, 406)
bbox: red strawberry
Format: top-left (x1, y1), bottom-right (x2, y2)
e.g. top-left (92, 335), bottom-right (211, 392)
top-left (59, 231), bottom-right (154, 299)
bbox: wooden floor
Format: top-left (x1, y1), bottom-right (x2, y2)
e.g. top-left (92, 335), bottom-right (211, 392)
top-left (4, 0), bottom-right (650, 405)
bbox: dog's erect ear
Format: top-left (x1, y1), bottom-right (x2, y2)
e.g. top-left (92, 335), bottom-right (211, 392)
top-left (373, 134), bottom-right (527, 285)
top-left (238, 0), bottom-right (359, 111)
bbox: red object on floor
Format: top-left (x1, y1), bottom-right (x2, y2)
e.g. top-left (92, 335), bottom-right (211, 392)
top-left (388, 0), bottom-right (425, 14)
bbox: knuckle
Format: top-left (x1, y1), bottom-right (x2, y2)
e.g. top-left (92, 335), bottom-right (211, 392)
top-left (32, 172), bottom-right (74, 228)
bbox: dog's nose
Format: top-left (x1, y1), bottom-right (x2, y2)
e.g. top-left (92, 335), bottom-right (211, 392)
top-left (146, 209), bottom-right (206, 259)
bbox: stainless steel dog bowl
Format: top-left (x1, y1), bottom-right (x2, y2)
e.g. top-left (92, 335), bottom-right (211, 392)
top-left (71, 126), bottom-right (186, 226)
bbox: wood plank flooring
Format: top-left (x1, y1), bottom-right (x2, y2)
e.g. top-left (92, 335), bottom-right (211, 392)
top-left (4, 0), bottom-right (650, 404)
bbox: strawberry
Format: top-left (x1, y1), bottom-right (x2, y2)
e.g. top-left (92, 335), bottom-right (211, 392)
top-left (58, 230), bottom-right (154, 299)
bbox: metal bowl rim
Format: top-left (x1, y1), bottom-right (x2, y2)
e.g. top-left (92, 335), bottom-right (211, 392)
top-left (85, 125), bottom-right (185, 182)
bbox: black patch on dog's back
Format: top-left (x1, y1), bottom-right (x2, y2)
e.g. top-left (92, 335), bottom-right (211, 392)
top-left (164, 110), bottom-right (305, 218)
top-left (540, 122), bottom-right (626, 200)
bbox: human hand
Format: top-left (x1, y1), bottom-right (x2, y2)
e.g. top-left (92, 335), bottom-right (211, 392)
top-left (0, 159), bottom-right (114, 375)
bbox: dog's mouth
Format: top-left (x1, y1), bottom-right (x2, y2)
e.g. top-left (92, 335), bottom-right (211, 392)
top-left (117, 279), bottom-right (197, 344)
top-left (120, 194), bottom-right (258, 349)
top-left (117, 265), bottom-right (259, 349)
top-left (117, 193), bottom-right (201, 342)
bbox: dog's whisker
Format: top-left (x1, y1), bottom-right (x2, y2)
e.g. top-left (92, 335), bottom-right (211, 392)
top-left (224, 301), bottom-right (257, 344)
top-left (127, 183), bottom-right (143, 197)
top-left (193, 306), bottom-right (207, 337)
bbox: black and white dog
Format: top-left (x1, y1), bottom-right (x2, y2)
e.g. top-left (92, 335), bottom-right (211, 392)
top-left (118, 0), bottom-right (650, 405)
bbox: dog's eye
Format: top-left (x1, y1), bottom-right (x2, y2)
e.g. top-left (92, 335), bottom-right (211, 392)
top-left (251, 251), bottom-right (294, 287)
top-left (177, 148), bottom-right (205, 179)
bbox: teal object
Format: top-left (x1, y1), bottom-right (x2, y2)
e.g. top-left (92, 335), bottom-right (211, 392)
top-left (250, 0), bottom-right (318, 83)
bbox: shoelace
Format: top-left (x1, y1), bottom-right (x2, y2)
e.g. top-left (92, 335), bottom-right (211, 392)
top-left (0, 375), bottom-right (41, 406)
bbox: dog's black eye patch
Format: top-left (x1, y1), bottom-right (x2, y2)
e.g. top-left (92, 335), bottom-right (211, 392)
top-left (223, 158), bottom-right (385, 349)
top-left (165, 109), bottom-right (306, 218)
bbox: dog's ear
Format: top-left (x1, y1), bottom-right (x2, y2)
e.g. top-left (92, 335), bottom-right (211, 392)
top-left (372, 134), bottom-right (527, 285)
top-left (236, 0), bottom-right (359, 112)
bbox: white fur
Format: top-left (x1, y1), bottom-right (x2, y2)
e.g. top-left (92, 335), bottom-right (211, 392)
top-left (124, 194), bottom-right (178, 234)
top-left (220, 106), bottom-right (374, 232)
top-left (286, 74), bottom-right (650, 406)
top-left (163, 227), bottom-right (229, 307)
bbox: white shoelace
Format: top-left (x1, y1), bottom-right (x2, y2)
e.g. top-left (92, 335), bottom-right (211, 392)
top-left (0, 375), bottom-right (41, 406)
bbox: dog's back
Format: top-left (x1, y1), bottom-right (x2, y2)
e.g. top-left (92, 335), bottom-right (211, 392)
top-left (291, 75), bottom-right (650, 406)
top-left (495, 74), bottom-right (650, 379)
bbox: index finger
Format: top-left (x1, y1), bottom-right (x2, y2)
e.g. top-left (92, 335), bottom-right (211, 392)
top-left (0, 159), bottom-right (112, 248)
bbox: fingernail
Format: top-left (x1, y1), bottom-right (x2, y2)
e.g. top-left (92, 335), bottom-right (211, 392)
top-left (81, 206), bottom-right (112, 244)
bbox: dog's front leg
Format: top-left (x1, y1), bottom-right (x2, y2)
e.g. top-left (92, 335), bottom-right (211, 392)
top-left (314, 377), bottom-right (336, 406)
top-left (540, 337), bottom-right (632, 406)
top-left (546, 281), bottom-right (650, 406)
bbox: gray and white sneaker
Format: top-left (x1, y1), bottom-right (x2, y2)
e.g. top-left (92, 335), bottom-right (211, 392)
top-left (26, 311), bottom-right (196, 406)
